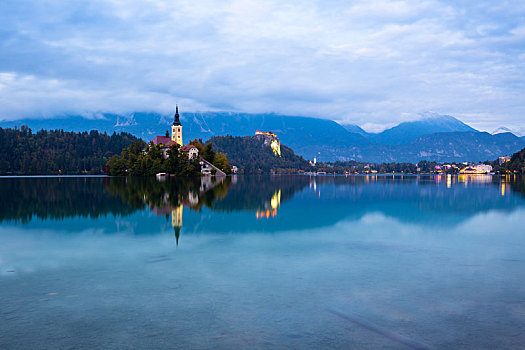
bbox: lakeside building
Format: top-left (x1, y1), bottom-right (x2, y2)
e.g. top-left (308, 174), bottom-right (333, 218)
top-left (459, 164), bottom-right (493, 174)
top-left (151, 106), bottom-right (184, 150)
top-left (171, 105), bottom-right (183, 146)
top-left (150, 106), bottom-right (226, 176)
top-left (181, 144), bottom-right (199, 160)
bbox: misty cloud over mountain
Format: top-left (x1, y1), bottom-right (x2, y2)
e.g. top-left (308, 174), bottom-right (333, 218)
top-left (3, 112), bottom-right (523, 163)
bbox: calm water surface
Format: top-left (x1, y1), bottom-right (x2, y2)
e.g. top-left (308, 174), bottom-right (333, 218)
top-left (1, 175), bottom-right (524, 349)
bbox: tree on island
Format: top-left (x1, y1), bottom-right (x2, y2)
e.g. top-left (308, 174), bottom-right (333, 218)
top-left (187, 139), bottom-right (231, 175)
top-left (106, 141), bottom-right (201, 176)
top-left (105, 139), bottom-right (231, 176)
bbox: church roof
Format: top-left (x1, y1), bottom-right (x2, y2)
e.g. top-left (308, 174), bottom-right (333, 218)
top-left (152, 136), bottom-right (174, 147)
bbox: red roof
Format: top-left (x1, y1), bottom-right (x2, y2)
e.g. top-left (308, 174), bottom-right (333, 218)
top-left (152, 136), bottom-right (174, 146)
top-left (181, 144), bottom-right (198, 152)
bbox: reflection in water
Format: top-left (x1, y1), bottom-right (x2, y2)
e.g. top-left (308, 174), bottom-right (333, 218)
top-left (1, 175), bottom-right (525, 349)
top-left (255, 189), bottom-right (281, 219)
top-left (105, 176), bottom-right (232, 245)
top-left (2, 175), bottom-right (525, 227)
top-left (1, 175), bottom-right (525, 243)
top-left (0, 177), bottom-right (135, 223)
top-left (172, 204), bottom-right (183, 246)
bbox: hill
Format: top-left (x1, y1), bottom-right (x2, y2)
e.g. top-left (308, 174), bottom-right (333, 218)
top-left (208, 135), bottom-right (312, 174)
top-left (505, 147), bottom-right (525, 173)
top-left (402, 132), bottom-right (524, 163)
top-left (370, 114), bottom-right (478, 145)
top-left (0, 126), bottom-right (139, 174)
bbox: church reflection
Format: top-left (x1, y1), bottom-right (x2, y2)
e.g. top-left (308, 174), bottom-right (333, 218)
top-left (172, 205), bottom-right (183, 246)
top-left (141, 176), bottom-right (232, 246)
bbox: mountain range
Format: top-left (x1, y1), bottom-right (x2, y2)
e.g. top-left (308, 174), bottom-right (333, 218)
top-left (1, 112), bottom-right (523, 163)
top-left (359, 114), bottom-right (479, 145)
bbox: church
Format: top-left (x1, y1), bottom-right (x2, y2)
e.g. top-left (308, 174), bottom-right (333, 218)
top-left (152, 105), bottom-right (199, 160)
top-left (151, 106), bottom-right (226, 176)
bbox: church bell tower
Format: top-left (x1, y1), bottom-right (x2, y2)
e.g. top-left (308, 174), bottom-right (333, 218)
top-left (171, 105), bottom-right (183, 146)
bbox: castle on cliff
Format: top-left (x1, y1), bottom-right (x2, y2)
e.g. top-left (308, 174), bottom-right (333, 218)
top-left (255, 130), bottom-right (281, 157)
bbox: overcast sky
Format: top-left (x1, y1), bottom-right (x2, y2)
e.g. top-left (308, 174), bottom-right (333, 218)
top-left (0, 0), bottom-right (524, 132)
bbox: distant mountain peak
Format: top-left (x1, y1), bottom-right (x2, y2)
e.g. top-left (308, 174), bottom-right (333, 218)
top-left (492, 126), bottom-right (520, 137)
top-left (342, 124), bottom-right (368, 136)
top-left (419, 111), bottom-right (454, 120)
top-left (370, 113), bottom-right (478, 145)
top-left (416, 112), bottom-right (469, 125)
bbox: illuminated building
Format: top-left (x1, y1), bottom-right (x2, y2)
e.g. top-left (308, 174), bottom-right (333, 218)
top-left (459, 164), bottom-right (492, 174)
top-left (498, 156), bottom-right (511, 165)
top-left (171, 105), bottom-right (183, 146)
top-left (255, 130), bottom-right (281, 156)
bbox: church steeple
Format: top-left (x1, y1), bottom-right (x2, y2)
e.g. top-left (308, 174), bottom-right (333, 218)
top-left (171, 105), bottom-right (183, 146)
top-left (173, 105), bottom-right (181, 126)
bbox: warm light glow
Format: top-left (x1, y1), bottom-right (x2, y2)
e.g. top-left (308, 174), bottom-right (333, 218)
top-left (270, 190), bottom-right (281, 210)
top-left (255, 189), bottom-right (281, 219)
top-left (270, 139), bottom-right (281, 157)
top-left (172, 204), bottom-right (183, 228)
top-left (255, 131), bottom-right (277, 137)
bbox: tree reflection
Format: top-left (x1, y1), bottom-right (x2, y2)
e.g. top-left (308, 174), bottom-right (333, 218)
top-left (0, 177), bottom-right (135, 223)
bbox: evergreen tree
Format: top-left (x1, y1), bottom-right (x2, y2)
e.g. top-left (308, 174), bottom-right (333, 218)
top-left (0, 126), bottom-right (139, 175)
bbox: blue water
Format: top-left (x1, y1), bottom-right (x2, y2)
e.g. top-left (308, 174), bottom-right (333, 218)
top-left (1, 175), bottom-right (524, 349)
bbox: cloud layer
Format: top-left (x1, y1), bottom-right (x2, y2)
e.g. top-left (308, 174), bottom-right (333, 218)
top-left (1, 0), bottom-right (524, 132)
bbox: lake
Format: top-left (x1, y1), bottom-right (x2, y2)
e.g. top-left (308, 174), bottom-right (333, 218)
top-left (1, 175), bottom-right (524, 349)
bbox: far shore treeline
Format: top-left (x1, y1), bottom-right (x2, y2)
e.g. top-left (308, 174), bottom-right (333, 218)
top-left (1, 126), bottom-right (524, 175)
top-left (0, 126), bottom-right (139, 175)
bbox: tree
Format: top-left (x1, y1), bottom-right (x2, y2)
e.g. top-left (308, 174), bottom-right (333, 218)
top-left (214, 152), bottom-right (232, 174)
top-left (188, 139), bottom-right (204, 152)
top-left (201, 143), bottom-right (215, 164)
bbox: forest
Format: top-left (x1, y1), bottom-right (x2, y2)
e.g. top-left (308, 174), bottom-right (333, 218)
top-left (504, 147), bottom-right (525, 174)
top-left (0, 126), bottom-right (139, 174)
top-left (209, 135), bottom-right (313, 173)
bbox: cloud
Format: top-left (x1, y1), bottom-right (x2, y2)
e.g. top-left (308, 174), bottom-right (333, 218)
top-left (0, 0), bottom-right (524, 131)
